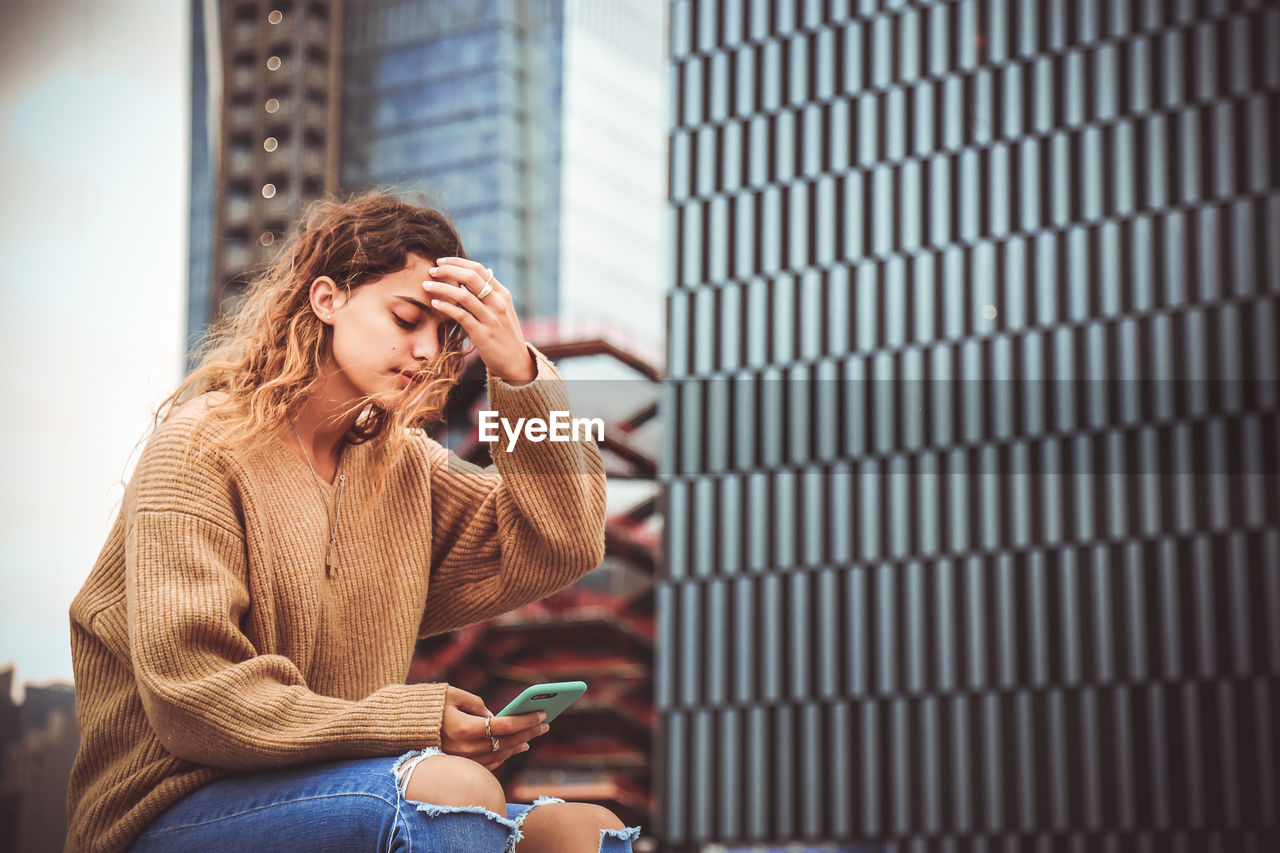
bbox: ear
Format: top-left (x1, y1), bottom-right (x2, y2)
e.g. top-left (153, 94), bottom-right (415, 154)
top-left (309, 276), bottom-right (345, 323)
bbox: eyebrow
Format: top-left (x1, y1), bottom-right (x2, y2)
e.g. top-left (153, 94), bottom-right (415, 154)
top-left (394, 295), bottom-right (433, 312)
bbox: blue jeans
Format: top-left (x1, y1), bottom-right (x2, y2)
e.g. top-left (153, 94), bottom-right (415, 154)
top-left (129, 748), bottom-right (641, 852)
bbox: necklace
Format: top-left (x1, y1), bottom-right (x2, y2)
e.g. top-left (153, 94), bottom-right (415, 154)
top-left (290, 419), bottom-right (346, 578)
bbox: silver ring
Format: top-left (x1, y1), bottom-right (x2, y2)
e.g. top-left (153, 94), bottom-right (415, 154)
top-left (486, 716), bottom-right (499, 752)
top-left (476, 269), bottom-right (494, 300)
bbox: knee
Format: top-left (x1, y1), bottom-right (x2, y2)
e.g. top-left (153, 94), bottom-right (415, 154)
top-left (517, 802), bottom-right (630, 852)
top-left (548, 801), bottom-right (627, 831)
top-left (577, 803), bottom-right (626, 832)
top-left (402, 754), bottom-right (506, 816)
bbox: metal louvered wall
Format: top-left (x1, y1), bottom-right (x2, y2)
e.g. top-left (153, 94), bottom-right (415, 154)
top-left (657, 0), bottom-right (1280, 850)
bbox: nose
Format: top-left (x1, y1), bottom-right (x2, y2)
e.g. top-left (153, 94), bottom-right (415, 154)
top-left (411, 327), bottom-right (439, 361)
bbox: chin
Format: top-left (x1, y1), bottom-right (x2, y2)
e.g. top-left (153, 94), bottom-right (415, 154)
top-left (388, 383), bottom-right (429, 412)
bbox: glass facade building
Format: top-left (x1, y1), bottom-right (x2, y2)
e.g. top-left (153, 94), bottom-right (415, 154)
top-left (341, 0), bottom-right (566, 320)
top-left (188, 0), bottom-right (218, 356)
top-left (190, 0), bottom-right (666, 352)
top-left (659, 0), bottom-right (1280, 850)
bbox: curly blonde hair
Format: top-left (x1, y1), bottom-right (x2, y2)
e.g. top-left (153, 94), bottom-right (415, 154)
top-left (160, 188), bottom-right (470, 471)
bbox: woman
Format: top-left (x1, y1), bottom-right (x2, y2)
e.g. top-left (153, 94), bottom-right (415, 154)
top-left (65, 191), bottom-right (638, 852)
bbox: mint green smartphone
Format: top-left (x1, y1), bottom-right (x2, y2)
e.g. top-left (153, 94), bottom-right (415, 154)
top-left (494, 681), bottom-right (587, 724)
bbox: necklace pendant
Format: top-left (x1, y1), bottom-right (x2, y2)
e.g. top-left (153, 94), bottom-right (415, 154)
top-left (290, 420), bottom-right (346, 582)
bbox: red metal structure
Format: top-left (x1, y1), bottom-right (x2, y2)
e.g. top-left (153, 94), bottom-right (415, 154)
top-left (408, 322), bottom-right (660, 830)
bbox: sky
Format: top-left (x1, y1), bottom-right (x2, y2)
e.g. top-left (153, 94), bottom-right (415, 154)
top-left (0, 0), bottom-right (189, 694)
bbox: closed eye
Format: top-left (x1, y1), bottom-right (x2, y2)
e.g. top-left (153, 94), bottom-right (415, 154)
top-left (393, 296), bottom-right (437, 330)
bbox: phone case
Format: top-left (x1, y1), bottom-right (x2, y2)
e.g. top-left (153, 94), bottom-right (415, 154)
top-left (494, 680), bottom-right (587, 723)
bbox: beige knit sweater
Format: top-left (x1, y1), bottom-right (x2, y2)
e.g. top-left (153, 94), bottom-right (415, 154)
top-left (65, 350), bottom-right (606, 853)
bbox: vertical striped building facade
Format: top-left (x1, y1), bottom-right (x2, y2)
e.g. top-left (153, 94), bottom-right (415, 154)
top-left (658, 1), bottom-right (1280, 850)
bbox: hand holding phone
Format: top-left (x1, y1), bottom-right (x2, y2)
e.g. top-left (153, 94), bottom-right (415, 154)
top-left (495, 680), bottom-right (586, 724)
top-left (440, 685), bottom-right (547, 771)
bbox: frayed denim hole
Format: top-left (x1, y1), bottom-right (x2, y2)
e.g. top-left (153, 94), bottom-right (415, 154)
top-left (410, 802), bottom-right (517, 824)
top-left (388, 747), bottom-right (445, 853)
top-left (507, 795), bottom-right (566, 853)
top-left (390, 747), bottom-right (445, 798)
top-left (598, 824), bottom-right (643, 852)
top-left (411, 801), bottom-right (522, 853)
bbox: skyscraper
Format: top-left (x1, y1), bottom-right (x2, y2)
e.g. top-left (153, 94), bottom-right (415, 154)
top-left (340, 0), bottom-right (567, 320)
top-left (660, 0), bottom-right (1280, 849)
top-left (188, 0), bottom-right (665, 351)
top-left (188, 0), bottom-right (343, 335)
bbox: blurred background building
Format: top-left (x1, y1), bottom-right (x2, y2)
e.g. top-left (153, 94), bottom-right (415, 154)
top-left (660, 0), bottom-right (1279, 850)
top-left (0, 667), bottom-right (79, 852)
top-left (188, 0), bottom-right (666, 352)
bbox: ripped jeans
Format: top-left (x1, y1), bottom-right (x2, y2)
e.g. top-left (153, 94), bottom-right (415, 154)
top-left (128, 748), bottom-right (641, 852)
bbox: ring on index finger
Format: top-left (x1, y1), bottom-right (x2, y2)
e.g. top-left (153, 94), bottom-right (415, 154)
top-left (485, 715), bottom-right (500, 752)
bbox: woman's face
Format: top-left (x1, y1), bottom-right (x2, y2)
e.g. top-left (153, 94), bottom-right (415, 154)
top-left (319, 252), bottom-right (450, 407)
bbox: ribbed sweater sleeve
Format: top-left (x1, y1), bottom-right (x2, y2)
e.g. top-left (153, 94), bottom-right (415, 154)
top-left (124, 424), bottom-right (448, 771)
top-left (419, 347), bottom-right (608, 636)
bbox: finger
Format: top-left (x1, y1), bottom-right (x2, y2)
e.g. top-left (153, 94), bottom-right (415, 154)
top-left (478, 743), bottom-right (532, 770)
top-left (487, 712), bottom-right (545, 737)
top-left (472, 735), bottom-right (532, 763)
top-left (433, 256), bottom-right (487, 280)
top-left (429, 296), bottom-right (483, 334)
top-left (446, 686), bottom-right (491, 718)
top-left (477, 720), bottom-right (546, 753)
top-left (424, 280), bottom-right (496, 322)
top-left (429, 262), bottom-right (491, 297)
top-left (436, 263), bottom-right (508, 310)
top-left (433, 257), bottom-right (513, 300)
top-left (485, 724), bottom-right (549, 754)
